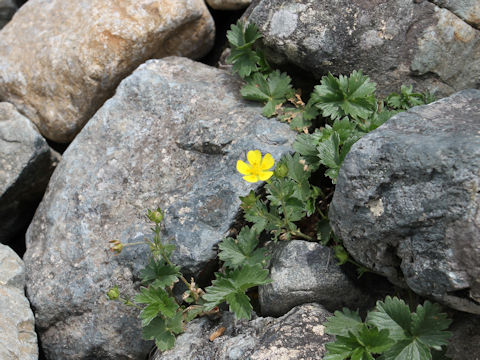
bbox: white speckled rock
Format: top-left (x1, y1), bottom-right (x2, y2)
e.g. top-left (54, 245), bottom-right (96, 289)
top-left (0, 244), bottom-right (38, 360)
top-left (23, 57), bottom-right (296, 359)
top-left (206, 0), bottom-right (252, 10)
top-left (329, 89), bottom-right (480, 314)
top-left (247, 0), bottom-right (480, 97)
top-left (153, 303), bottom-right (333, 360)
top-left (0, 102), bottom-right (59, 245)
top-left (431, 0), bottom-right (480, 29)
top-left (0, 0), bottom-right (215, 143)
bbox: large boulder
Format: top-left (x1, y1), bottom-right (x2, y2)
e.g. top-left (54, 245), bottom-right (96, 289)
top-left (259, 240), bottom-right (373, 316)
top-left (23, 57), bottom-right (295, 359)
top-left (0, 0), bottom-right (215, 143)
top-left (0, 244), bottom-right (38, 360)
top-left (246, 0), bottom-right (480, 97)
top-left (329, 89), bottom-right (480, 314)
top-left (153, 303), bottom-right (333, 360)
top-left (0, 102), bottom-right (59, 245)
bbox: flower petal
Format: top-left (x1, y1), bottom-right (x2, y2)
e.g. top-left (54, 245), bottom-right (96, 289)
top-left (247, 150), bottom-right (262, 165)
top-left (236, 160), bottom-right (251, 175)
top-left (259, 171), bottom-right (273, 181)
top-left (260, 153), bottom-right (274, 170)
top-left (243, 174), bottom-right (259, 183)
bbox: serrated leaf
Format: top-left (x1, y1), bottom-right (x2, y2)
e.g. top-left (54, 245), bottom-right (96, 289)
top-left (229, 48), bottom-right (260, 78)
top-left (241, 70), bottom-right (294, 117)
top-left (226, 21), bottom-right (261, 49)
top-left (218, 226), bottom-right (267, 269)
top-left (312, 71), bottom-right (377, 121)
top-left (142, 316), bottom-right (176, 351)
top-left (203, 265), bottom-right (271, 320)
top-left (411, 301), bottom-right (452, 349)
top-left (325, 325), bottom-right (392, 360)
top-left (165, 311), bottom-right (184, 335)
top-left (367, 296), bottom-right (411, 341)
top-left (325, 308), bottom-right (363, 337)
top-left (135, 287), bottom-right (178, 322)
top-left (380, 338), bottom-right (431, 360)
top-left (225, 291), bottom-right (252, 320)
top-left (140, 258), bottom-right (181, 288)
top-left (317, 218), bottom-right (332, 245)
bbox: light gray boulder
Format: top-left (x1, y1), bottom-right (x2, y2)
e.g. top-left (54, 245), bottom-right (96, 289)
top-left (0, 102), bottom-right (59, 245)
top-left (23, 57), bottom-right (295, 359)
top-left (329, 89), bottom-right (480, 314)
top-left (0, 243), bottom-right (38, 360)
top-left (153, 303), bottom-right (333, 360)
top-left (431, 0), bottom-right (480, 29)
top-left (259, 240), bottom-right (374, 316)
top-left (246, 0), bottom-right (480, 97)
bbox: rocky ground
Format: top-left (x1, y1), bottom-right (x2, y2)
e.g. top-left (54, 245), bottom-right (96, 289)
top-left (1, 1), bottom-right (479, 359)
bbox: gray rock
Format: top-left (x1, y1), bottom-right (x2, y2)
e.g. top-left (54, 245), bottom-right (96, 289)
top-left (329, 89), bottom-right (480, 314)
top-left (447, 312), bottom-right (480, 360)
top-left (431, 0), bottom-right (480, 29)
top-left (259, 240), bottom-right (373, 316)
top-left (153, 303), bottom-right (333, 360)
top-left (0, 0), bottom-right (215, 143)
top-left (246, 0), bottom-right (480, 97)
top-left (0, 243), bottom-right (38, 360)
top-left (0, 0), bottom-right (16, 29)
top-left (23, 57), bottom-right (295, 359)
top-left (0, 102), bottom-right (59, 245)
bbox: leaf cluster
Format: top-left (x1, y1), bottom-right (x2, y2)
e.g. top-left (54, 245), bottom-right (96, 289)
top-left (241, 153), bottom-right (322, 241)
top-left (324, 296), bottom-right (452, 360)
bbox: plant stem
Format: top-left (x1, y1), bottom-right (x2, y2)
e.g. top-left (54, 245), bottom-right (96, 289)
top-left (290, 230), bottom-right (314, 241)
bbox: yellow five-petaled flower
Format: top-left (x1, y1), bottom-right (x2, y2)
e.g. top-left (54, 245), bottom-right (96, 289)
top-left (236, 150), bottom-right (275, 183)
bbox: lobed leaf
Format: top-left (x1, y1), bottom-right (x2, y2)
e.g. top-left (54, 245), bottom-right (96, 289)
top-left (218, 226), bottom-right (267, 269)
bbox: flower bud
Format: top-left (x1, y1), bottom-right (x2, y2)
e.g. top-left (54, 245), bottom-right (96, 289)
top-left (109, 240), bottom-right (123, 255)
top-left (107, 285), bottom-right (120, 300)
top-left (274, 163), bottom-right (288, 178)
top-left (147, 208), bottom-right (164, 224)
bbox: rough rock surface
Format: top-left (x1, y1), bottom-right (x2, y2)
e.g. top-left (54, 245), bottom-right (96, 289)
top-left (447, 312), bottom-right (480, 360)
top-left (0, 244), bottom-right (38, 360)
top-left (329, 89), bottom-right (480, 314)
top-left (23, 57), bottom-right (295, 360)
top-left (0, 0), bottom-right (16, 28)
top-left (431, 0), bottom-right (480, 29)
top-left (0, 0), bottom-right (215, 143)
top-left (0, 102), bottom-right (59, 245)
top-left (206, 0), bottom-right (252, 10)
top-left (259, 240), bottom-right (372, 316)
top-left (246, 0), bottom-right (480, 97)
top-left (153, 303), bottom-right (333, 360)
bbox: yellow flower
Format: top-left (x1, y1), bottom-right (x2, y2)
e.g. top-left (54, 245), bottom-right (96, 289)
top-left (236, 150), bottom-right (275, 183)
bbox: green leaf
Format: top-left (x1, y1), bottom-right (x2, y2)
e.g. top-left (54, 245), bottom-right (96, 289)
top-left (411, 301), bottom-right (452, 349)
top-left (241, 70), bottom-right (294, 117)
top-left (379, 338), bottom-right (431, 360)
top-left (135, 287), bottom-right (178, 324)
top-left (218, 226), bottom-right (267, 269)
top-left (203, 264), bottom-right (271, 320)
top-left (312, 71), bottom-right (377, 121)
top-left (325, 308), bottom-right (364, 337)
top-left (229, 48), bottom-right (260, 78)
top-left (325, 325), bottom-right (393, 360)
top-left (142, 316), bottom-right (177, 351)
top-left (317, 132), bottom-right (343, 183)
top-left (367, 296), bottom-right (411, 341)
top-left (317, 218), bottom-right (333, 245)
top-left (385, 85), bottom-right (426, 110)
top-left (140, 258), bottom-right (181, 288)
